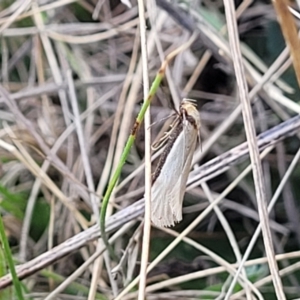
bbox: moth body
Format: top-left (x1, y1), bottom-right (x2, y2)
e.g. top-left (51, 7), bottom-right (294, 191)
top-left (151, 99), bottom-right (200, 227)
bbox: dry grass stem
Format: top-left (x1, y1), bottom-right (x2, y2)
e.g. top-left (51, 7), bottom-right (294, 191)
top-left (137, 0), bottom-right (151, 298)
top-left (223, 0), bottom-right (285, 298)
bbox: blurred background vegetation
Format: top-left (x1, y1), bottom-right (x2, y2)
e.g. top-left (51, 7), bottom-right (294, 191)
top-left (1, 0), bottom-right (300, 299)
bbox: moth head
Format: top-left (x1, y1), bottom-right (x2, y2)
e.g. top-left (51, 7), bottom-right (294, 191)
top-left (180, 98), bottom-right (201, 131)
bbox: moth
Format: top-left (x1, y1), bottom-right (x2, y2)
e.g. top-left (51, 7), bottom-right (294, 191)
top-left (151, 99), bottom-right (201, 227)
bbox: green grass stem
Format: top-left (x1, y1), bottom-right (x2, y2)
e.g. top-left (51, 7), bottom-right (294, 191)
top-left (99, 32), bottom-right (198, 259)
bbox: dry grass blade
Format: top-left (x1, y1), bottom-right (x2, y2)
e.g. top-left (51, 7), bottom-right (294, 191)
top-left (0, 0), bottom-right (31, 33)
top-left (272, 0), bottom-right (300, 87)
top-left (223, 0), bottom-right (285, 298)
top-left (137, 0), bottom-right (151, 298)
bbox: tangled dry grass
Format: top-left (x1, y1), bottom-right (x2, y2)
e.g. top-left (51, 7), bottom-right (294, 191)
top-left (1, 0), bottom-right (300, 299)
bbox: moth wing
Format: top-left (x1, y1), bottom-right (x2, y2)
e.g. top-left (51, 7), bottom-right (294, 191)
top-left (151, 129), bottom-right (186, 227)
top-left (167, 122), bottom-right (198, 223)
top-left (151, 121), bottom-right (197, 227)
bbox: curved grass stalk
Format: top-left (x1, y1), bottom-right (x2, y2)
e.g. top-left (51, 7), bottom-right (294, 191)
top-left (100, 32), bottom-right (198, 259)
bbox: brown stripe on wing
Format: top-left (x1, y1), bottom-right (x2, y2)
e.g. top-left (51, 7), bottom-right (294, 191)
top-left (185, 114), bottom-right (198, 130)
top-left (152, 103), bottom-right (199, 184)
top-left (152, 121), bottom-right (183, 184)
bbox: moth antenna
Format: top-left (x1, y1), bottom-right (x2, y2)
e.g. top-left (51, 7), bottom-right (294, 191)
top-left (147, 112), bottom-right (176, 130)
top-left (152, 131), bottom-right (171, 151)
top-left (152, 116), bottom-right (180, 150)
